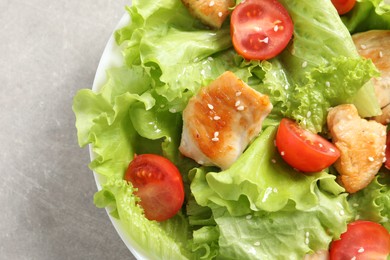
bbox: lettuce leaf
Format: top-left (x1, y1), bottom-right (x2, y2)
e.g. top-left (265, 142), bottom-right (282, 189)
top-left (256, 0), bottom-right (381, 132)
top-left (342, 0), bottom-right (390, 33)
top-left (212, 187), bottom-right (350, 260)
top-left (191, 126), bottom-right (346, 214)
top-left (348, 171), bottom-right (390, 231)
top-left (189, 127), bottom-right (351, 259)
top-left (94, 179), bottom-right (193, 259)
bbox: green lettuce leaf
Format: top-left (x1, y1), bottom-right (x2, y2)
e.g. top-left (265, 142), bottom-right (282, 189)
top-left (255, 0), bottom-right (381, 132)
top-left (189, 126), bottom-right (351, 258)
top-left (94, 178), bottom-right (193, 259)
top-left (191, 126), bottom-right (346, 215)
top-left (348, 171), bottom-right (390, 231)
top-left (212, 187), bottom-right (350, 260)
top-left (342, 0), bottom-right (390, 33)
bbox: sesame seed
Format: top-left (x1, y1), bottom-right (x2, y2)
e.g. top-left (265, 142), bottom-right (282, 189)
top-left (208, 103), bottom-right (214, 110)
top-left (207, 57), bottom-right (213, 61)
top-left (281, 151), bottom-right (285, 156)
top-left (235, 100), bottom-right (241, 107)
top-left (305, 231), bottom-right (310, 237)
top-left (339, 210), bottom-right (345, 216)
top-left (236, 91), bottom-right (242, 96)
top-left (198, 160), bottom-right (204, 164)
top-left (237, 105), bottom-right (245, 111)
top-left (368, 156), bottom-right (374, 162)
top-left (201, 69), bottom-right (206, 76)
top-left (274, 140), bottom-right (277, 147)
top-left (169, 108), bottom-right (176, 113)
top-left (358, 247), bottom-right (365, 253)
top-left (355, 214), bottom-right (360, 220)
top-left (260, 37), bottom-right (269, 44)
top-left (218, 11), bottom-right (223, 17)
top-left (353, 203), bottom-right (359, 207)
top-left (209, 0), bottom-right (215, 7)
top-left (213, 115), bottom-right (221, 120)
top-left (360, 44), bottom-right (367, 49)
top-left (211, 132), bottom-right (220, 142)
top-left (284, 84), bottom-right (289, 90)
top-left (254, 241), bottom-right (261, 246)
top-left (274, 25), bottom-right (279, 32)
top-left (319, 143), bottom-right (323, 148)
top-left (305, 237), bottom-right (310, 245)
top-left (246, 214), bottom-right (252, 220)
top-left (273, 187), bottom-right (278, 193)
top-left (193, 57), bottom-right (199, 62)
top-left (330, 148), bottom-right (336, 153)
top-left (351, 257), bottom-right (357, 260)
top-left (383, 157), bottom-right (387, 163)
top-left (325, 81), bottom-right (331, 87)
top-left (302, 61), bottom-right (308, 68)
top-left (379, 51), bottom-right (384, 58)
top-left (271, 159), bottom-right (276, 163)
top-left (307, 111), bottom-right (312, 118)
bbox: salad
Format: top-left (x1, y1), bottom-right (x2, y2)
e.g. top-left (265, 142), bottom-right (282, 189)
top-left (73, 0), bottom-right (390, 259)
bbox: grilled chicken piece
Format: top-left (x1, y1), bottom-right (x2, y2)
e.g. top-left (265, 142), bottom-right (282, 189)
top-left (352, 30), bottom-right (390, 124)
top-left (181, 0), bottom-right (235, 29)
top-left (179, 71), bottom-right (272, 169)
top-left (327, 104), bottom-right (387, 193)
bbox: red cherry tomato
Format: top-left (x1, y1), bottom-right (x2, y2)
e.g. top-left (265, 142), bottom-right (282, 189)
top-left (385, 130), bottom-right (390, 170)
top-left (331, 0), bottom-right (356, 15)
top-left (230, 0), bottom-right (293, 60)
top-left (124, 154), bottom-right (185, 222)
top-left (275, 118), bottom-right (340, 173)
top-left (330, 220), bottom-right (390, 260)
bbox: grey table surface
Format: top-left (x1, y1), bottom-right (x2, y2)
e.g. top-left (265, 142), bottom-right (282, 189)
top-left (1, 0), bottom-right (136, 259)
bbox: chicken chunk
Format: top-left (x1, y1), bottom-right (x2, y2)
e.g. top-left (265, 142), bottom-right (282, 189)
top-left (179, 71), bottom-right (272, 169)
top-left (327, 104), bottom-right (387, 193)
top-left (352, 30), bottom-right (390, 124)
top-left (181, 0), bottom-right (235, 29)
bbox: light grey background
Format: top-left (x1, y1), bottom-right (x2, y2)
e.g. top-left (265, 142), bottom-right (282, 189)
top-left (1, 0), bottom-right (136, 259)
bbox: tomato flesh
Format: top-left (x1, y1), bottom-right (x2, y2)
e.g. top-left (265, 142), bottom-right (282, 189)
top-left (275, 118), bottom-right (340, 173)
top-left (230, 0), bottom-right (293, 60)
top-left (331, 0), bottom-right (356, 15)
top-left (330, 220), bottom-right (390, 260)
top-left (124, 154), bottom-right (185, 222)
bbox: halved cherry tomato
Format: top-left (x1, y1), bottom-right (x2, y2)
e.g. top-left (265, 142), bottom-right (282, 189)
top-left (330, 220), bottom-right (390, 260)
top-left (124, 154), bottom-right (185, 222)
top-left (275, 118), bottom-right (340, 173)
top-left (385, 130), bottom-right (390, 169)
top-left (331, 0), bottom-right (356, 15)
top-left (230, 0), bottom-right (293, 60)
